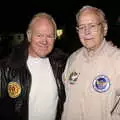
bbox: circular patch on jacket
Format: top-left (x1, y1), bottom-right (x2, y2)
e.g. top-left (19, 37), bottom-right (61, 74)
top-left (93, 75), bottom-right (110, 93)
top-left (8, 82), bottom-right (21, 98)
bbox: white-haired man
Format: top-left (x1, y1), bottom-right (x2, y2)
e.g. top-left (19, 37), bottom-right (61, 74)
top-left (62, 5), bottom-right (120, 120)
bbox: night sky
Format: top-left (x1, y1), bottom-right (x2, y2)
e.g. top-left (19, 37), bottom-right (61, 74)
top-left (0, 0), bottom-right (119, 54)
top-left (0, 0), bottom-right (119, 32)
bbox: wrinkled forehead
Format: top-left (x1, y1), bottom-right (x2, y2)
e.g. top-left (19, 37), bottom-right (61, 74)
top-left (31, 17), bottom-right (53, 28)
top-left (28, 17), bottom-right (55, 36)
top-left (79, 9), bottom-right (101, 24)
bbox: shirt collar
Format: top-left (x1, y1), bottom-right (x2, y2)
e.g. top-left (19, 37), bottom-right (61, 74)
top-left (83, 38), bottom-right (106, 58)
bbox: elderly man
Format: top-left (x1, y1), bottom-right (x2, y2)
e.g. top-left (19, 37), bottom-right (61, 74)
top-left (0, 13), bottom-right (68, 120)
top-left (62, 5), bottom-right (120, 120)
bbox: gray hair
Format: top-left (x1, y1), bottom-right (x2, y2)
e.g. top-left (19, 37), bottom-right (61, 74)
top-left (76, 5), bottom-right (107, 25)
top-left (27, 12), bottom-right (57, 37)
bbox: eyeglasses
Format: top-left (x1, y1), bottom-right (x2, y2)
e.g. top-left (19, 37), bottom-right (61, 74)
top-left (76, 22), bottom-right (102, 34)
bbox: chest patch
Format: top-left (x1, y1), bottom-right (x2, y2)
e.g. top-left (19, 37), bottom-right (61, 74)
top-left (68, 72), bottom-right (80, 84)
top-left (92, 75), bottom-right (110, 93)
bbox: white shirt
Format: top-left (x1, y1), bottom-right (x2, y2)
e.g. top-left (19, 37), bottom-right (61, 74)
top-left (27, 56), bottom-right (58, 120)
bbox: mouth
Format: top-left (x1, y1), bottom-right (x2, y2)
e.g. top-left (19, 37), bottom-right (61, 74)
top-left (83, 34), bottom-right (94, 40)
top-left (84, 38), bottom-right (93, 41)
top-left (37, 44), bottom-right (48, 50)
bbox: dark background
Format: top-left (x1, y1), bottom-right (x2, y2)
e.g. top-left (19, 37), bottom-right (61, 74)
top-left (0, 0), bottom-right (120, 56)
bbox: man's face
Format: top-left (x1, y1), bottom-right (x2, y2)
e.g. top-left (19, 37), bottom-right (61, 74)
top-left (77, 9), bottom-right (106, 51)
top-left (27, 17), bottom-right (55, 57)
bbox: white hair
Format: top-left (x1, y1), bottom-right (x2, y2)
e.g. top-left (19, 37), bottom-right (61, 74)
top-left (76, 5), bottom-right (107, 25)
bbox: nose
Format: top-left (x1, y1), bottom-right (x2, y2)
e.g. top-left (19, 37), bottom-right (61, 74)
top-left (41, 36), bottom-right (47, 44)
top-left (84, 26), bottom-right (91, 35)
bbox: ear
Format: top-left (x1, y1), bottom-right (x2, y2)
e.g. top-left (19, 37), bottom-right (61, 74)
top-left (103, 23), bottom-right (108, 36)
top-left (76, 26), bottom-right (79, 34)
top-left (26, 30), bottom-right (32, 42)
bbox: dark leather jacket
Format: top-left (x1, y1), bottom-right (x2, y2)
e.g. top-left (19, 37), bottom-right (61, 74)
top-left (0, 41), bottom-right (68, 120)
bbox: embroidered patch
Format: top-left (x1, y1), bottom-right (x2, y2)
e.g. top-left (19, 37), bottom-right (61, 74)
top-left (69, 72), bottom-right (80, 84)
top-left (93, 75), bottom-right (110, 93)
top-left (8, 82), bottom-right (21, 98)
